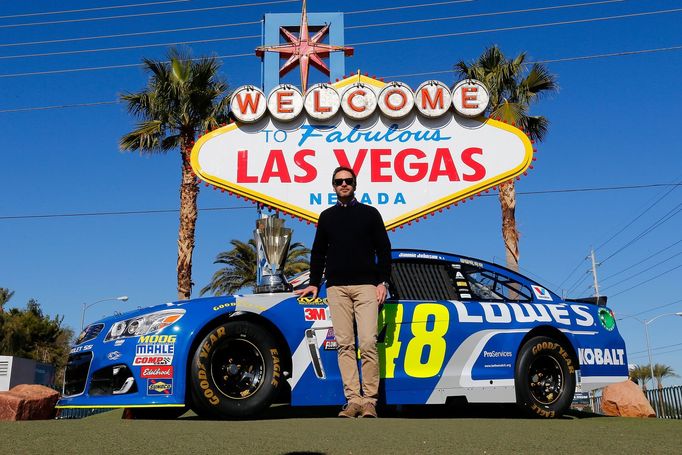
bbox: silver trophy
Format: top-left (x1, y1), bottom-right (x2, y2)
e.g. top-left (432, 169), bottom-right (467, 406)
top-left (254, 215), bottom-right (293, 293)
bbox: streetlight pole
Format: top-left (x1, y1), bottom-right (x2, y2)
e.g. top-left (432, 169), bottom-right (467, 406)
top-left (81, 296), bottom-right (129, 330)
top-left (618, 311), bottom-right (682, 417)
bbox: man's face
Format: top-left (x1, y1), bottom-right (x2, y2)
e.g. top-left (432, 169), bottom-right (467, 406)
top-left (332, 170), bottom-right (355, 199)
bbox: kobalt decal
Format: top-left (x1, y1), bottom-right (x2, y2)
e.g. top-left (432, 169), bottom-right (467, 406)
top-left (304, 307), bottom-right (329, 321)
top-left (133, 355), bottom-right (173, 366)
top-left (140, 366), bottom-right (174, 379)
top-left (147, 379), bottom-right (173, 395)
top-left (579, 348), bottom-right (625, 366)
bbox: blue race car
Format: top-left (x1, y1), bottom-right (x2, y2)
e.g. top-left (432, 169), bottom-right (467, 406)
top-left (57, 249), bottom-right (628, 419)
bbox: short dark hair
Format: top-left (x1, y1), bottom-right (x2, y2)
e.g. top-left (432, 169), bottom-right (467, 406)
top-left (331, 166), bottom-right (356, 184)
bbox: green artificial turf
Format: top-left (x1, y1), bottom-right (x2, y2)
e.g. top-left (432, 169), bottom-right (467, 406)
top-left (1, 406), bottom-right (681, 454)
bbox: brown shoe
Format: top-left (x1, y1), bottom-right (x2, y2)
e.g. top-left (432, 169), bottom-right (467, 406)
top-left (360, 402), bottom-right (377, 418)
top-left (338, 402), bottom-right (362, 418)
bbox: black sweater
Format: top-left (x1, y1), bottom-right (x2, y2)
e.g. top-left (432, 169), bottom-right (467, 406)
top-left (309, 201), bottom-right (392, 287)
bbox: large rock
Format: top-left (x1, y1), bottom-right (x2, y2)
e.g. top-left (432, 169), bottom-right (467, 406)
top-left (601, 380), bottom-right (655, 417)
top-left (0, 384), bottom-right (59, 420)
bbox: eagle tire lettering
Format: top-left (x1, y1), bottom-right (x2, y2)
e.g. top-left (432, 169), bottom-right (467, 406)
top-left (189, 321), bottom-right (281, 419)
top-left (515, 336), bottom-right (576, 419)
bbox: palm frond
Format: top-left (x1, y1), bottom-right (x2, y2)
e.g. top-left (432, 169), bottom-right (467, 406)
top-left (119, 120), bottom-right (164, 153)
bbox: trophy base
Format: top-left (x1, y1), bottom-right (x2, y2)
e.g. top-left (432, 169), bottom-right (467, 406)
top-left (255, 275), bottom-right (292, 294)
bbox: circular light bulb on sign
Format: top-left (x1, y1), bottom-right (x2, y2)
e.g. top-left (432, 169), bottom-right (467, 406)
top-left (267, 85), bottom-right (303, 121)
top-left (341, 83), bottom-right (378, 120)
top-left (378, 82), bottom-right (414, 119)
top-left (452, 79), bottom-right (489, 117)
top-left (414, 80), bottom-right (452, 118)
top-left (304, 83), bottom-right (341, 120)
top-left (230, 85), bottom-right (267, 123)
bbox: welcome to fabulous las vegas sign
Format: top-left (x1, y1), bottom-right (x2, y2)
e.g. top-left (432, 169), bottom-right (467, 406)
top-left (190, 4), bottom-right (533, 231)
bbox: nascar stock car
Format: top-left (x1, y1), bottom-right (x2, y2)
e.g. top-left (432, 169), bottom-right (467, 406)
top-left (57, 249), bottom-right (628, 419)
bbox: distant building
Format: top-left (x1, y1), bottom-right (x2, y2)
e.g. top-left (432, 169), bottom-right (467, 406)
top-left (0, 356), bottom-right (55, 391)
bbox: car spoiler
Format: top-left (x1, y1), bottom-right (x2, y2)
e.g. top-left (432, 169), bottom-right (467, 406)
top-left (565, 296), bottom-right (608, 307)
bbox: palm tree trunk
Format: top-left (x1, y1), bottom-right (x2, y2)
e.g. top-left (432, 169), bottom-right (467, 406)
top-left (177, 138), bottom-right (199, 300)
top-left (499, 180), bottom-right (520, 272)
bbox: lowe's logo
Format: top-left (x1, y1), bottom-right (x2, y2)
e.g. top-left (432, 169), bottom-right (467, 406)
top-left (452, 301), bottom-right (595, 327)
top-left (579, 348), bottom-right (625, 366)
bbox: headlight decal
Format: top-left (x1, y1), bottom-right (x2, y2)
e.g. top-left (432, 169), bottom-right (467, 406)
top-left (104, 309), bottom-right (185, 342)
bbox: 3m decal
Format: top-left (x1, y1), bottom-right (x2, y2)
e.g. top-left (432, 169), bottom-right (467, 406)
top-left (147, 379), bottom-right (173, 395)
top-left (140, 366), bottom-right (174, 379)
top-left (304, 307), bottom-right (329, 321)
top-left (531, 285), bottom-right (553, 301)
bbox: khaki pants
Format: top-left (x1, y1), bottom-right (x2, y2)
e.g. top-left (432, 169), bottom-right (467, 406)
top-left (326, 284), bottom-right (379, 406)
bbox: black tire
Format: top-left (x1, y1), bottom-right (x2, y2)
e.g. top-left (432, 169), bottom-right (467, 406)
top-left (190, 321), bottom-right (282, 419)
top-left (515, 336), bottom-right (576, 418)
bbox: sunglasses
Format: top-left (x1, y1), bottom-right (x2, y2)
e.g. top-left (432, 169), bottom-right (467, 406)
top-left (333, 178), bottom-right (355, 186)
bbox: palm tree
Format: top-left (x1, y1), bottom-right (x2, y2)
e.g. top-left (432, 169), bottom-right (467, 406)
top-left (653, 363), bottom-right (678, 389)
top-left (630, 364), bottom-right (653, 391)
top-left (0, 288), bottom-right (14, 313)
top-left (120, 49), bottom-right (230, 300)
top-left (201, 240), bottom-right (311, 296)
top-left (652, 363), bottom-right (678, 416)
top-left (455, 46), bottom-right (557, 271)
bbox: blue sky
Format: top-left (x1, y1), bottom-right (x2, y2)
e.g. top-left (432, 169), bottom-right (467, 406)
top-left (1, 0), bottom-right (681, 386)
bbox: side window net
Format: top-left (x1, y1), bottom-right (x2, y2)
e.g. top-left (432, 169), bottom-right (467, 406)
top-left (464, 268), bottom-right (532, 302)
top-left (390, 261), bottom-right (458, 300)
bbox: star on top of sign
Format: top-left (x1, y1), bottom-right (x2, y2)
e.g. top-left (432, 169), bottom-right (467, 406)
top-left (255, 0), bottom-right (354, 92)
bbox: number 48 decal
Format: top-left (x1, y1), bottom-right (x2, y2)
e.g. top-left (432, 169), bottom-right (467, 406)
top-left (378, 303), bottom-right (449, 379)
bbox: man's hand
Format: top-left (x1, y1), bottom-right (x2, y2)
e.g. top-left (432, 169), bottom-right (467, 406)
top-left (294, 285), bottom-right (319, 300)
top-left (376, 283), bottom-right (388, 304)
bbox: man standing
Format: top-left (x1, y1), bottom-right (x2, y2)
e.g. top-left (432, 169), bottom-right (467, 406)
top-left (296, 166), bottom-right (391, 418)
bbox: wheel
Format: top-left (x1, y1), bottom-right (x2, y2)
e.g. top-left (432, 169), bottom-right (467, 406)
top-left (190, 321), bottom-right (282, 419)
top-left (515, 336), bottom-right (576, 418)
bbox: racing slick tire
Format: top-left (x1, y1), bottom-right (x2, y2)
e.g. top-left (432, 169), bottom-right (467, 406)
top-left (515, 336), bottom-right (576, 418)
top-left (190, 321), bottom-right (282, 419)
